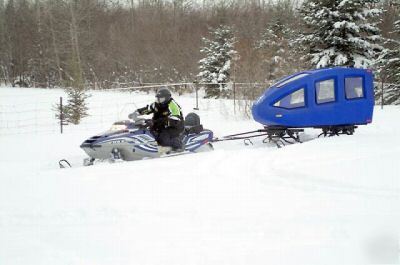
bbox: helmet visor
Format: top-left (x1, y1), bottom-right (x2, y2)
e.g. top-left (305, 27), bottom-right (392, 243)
top-left (156, 96), bottom-right (166, 104)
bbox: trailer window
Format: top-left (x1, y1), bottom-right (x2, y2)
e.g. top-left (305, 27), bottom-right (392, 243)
top-left (345, 77), bottom-right (364, 99)
top-left (273, 88), bottom-right (305, 109)
top-left (316, 79), bottom-right (335, 104)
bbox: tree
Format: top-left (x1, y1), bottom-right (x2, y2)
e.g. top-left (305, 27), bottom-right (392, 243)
top-left (0, 0), bottom-right (7, 84)
top-left (392, 19), bottom-right (400, 83)
top-left (297, 0), bottom-right (383, 69)
top-left (4, 0), bottom-right (16, 84)
top-left (377, 11), bottom-right (400, 104)
top-left (0, 0), bottom-right (303, 89)
top-left (385, 1), bottom-right (400, 83)
top-left (62, 0), bottom-right (89, 124)
top-left (197, 25), bottom-right (237, 98)
top-left (256, 18), bottom-right (294, 81)
top-left (63, 88), bottom-right (90, 125)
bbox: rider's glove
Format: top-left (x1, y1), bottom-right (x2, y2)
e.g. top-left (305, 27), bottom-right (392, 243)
top-left (153, 117), bottom-right (168, 128)
top-left (168, 116), bottom-right (181, 127)
top-left (145, 119), bottom-right (154, 127)
top-left (128, 110), bottom-right (139, 120)
top-left (137, 105), bottom-right (154, 115)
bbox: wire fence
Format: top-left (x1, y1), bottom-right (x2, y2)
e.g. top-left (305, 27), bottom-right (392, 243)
top-left (0, 82), bottom-right (269, 136)
top-left (2, 80), bottom-right (397, 136)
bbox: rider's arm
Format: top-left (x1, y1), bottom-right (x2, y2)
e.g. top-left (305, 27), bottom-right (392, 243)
top-left (168, 100), bottom-right (181, 118)
top-left (167, 100), bottom-right (182, 127)
top-left (137, 103), bottom-right (156, 115)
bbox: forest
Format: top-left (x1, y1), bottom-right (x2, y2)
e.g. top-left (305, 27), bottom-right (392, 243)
top-left (0, 0), bottom-right (399, 95)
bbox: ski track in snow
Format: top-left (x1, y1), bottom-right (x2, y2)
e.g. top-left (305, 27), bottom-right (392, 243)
top-left (0, 87), bottom-right (399, 265)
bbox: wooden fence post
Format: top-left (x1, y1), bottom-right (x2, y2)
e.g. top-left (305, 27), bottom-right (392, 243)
top-left (194, 82), bottom-right (199, 110)
top-left (59, 97), bottom-right (68, 134)
top-left (381, 76), bottom-right (384, 110)
top-left (60, 97), bottom-right (64, 134)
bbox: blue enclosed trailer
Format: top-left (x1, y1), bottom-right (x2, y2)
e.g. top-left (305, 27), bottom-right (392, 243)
top-left (212, 67), bottom-right (375, 148)
top-left (252, 67), bottom-right (374, 129)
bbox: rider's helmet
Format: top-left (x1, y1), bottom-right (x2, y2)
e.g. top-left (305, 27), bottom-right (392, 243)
top-left (155, 87), bottom-right (172, 104)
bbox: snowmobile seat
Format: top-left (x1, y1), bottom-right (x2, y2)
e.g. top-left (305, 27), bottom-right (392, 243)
top-left (184, 112), bottom-right (203, 134)
top-left (185, 124), bottom-right (203, 134)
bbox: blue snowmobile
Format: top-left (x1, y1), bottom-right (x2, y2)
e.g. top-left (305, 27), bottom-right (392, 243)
top-left (80, 112), bottom-right (213, 166)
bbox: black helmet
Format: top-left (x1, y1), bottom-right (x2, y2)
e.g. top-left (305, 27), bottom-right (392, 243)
top-left (155, 87), bottom-right (172, 104)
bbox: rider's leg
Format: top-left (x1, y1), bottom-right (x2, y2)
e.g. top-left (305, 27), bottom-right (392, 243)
top-left (158, 128), bottom-right (183, 151)
top-left (157, 129), bottom-right (171, 147)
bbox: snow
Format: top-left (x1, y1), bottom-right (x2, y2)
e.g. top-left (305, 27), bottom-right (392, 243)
top-left (1, 87), bottom-right (400, 264)
top-left (333, 21), bottom-right (359, 32)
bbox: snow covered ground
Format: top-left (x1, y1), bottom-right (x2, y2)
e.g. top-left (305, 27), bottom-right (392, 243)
top-left (0, 86), bottom-right (399, 265)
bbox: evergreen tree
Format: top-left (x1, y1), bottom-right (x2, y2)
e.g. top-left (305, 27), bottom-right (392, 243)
top-left (63, 88), bottom-right (89, 125)
top-left (256, 18), bottom-right (294, 81)
top-left (297, 0), bottom-right (383, 68)
top-left (62, 52), bottom-right (89, 125)
top-left (388, 18), bottom-right (400, 83)
top-left (57, 36), bottom-right (89, 125)
top-left (393, 19), bottom-right (400, 83)
top-left (197, 25), bottom-right (237, 98)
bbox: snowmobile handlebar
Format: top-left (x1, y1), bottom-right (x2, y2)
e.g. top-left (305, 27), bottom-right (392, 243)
top-left (128, 111), bottom-right (140, 120)
top-left (132, 118), bottom-right (153, 128)
top-left (128, 111), bottom-right (153, 128)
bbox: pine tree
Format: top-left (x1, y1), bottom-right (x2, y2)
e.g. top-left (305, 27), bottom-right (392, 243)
top-left (197, 25), bottom-right (237, 98)
top-left (256, 18), bottom-right (294, 81)
top-left (56, 28), bottom-right (89, 126)
top-left (63, 88), bottom-right (89, 124)
top-left (62, 53), bottom-right (89, 125)
top-left (389, 18), bottom-right (400, 83)
top-left (394, 19), bottom-right (400, 80)
top-left (297, 0), bottom-right (383, 68)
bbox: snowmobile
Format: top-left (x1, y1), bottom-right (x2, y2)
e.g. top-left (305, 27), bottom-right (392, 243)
top-left (79, 112), bottom-right (214, 166)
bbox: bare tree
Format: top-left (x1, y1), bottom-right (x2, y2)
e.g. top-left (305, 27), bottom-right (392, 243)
top-left (5, 0), bottom-right (394, 91)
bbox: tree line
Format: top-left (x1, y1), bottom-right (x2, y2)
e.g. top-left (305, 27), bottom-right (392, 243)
top-left (0, 0), bottom-right (305, 89)
top-left (0, 0), bottom-right (399, 92)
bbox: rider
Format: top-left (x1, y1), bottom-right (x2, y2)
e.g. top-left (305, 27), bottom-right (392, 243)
top-left (129, 87), bottom-right (184, 152)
